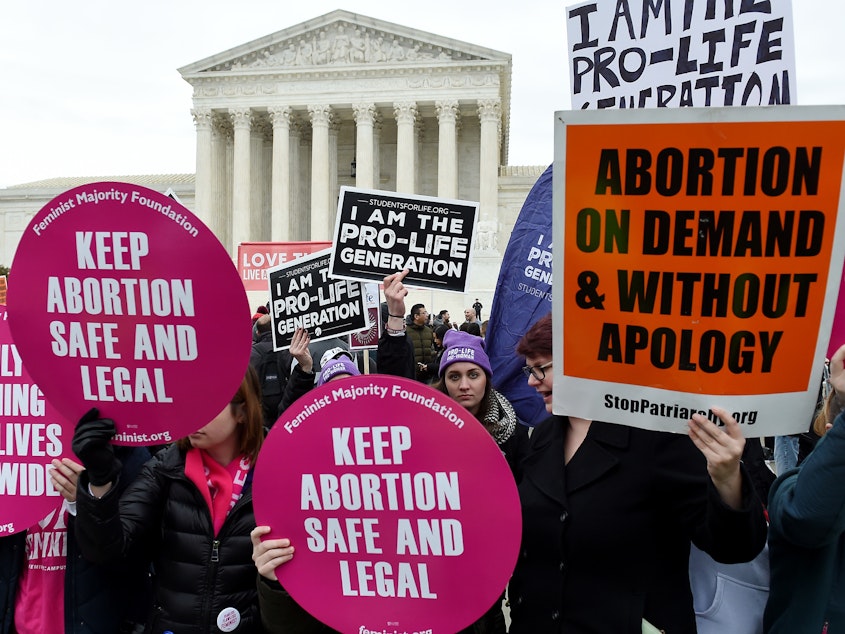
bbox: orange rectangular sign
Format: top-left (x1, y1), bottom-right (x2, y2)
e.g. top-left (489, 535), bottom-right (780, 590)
top-left (553, 106), bottom-right (845, 435)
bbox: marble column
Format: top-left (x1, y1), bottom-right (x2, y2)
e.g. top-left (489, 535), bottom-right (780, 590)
top-left (353, 103), bottom-right (376, 190)
top-left (289, 120), bottom-right (304, 240)
top-left (435, 100), bottom-right (459, 199)
top-left (230, 107), bottom-right (252, 249)
top-left (373, 114), bottom-right (383, 188)
top-left (394, 101), bottom-right (417, 194)
top-left (210, 115), bottom-right (231, 250)
top-left (191, 108), bottom-right (213, 228)
top-left (477, 99), bottom-right (502, 221)
top-left (269, 106), bottom-right (292, 241)
top-left (250, 122), bottom-right (266, 241)
top-left (329, 117), bottom-right (340, 228)
top-left (297, 125), bottom-right (312, 240)
top-left (308, 104), bottom-right (333, 240)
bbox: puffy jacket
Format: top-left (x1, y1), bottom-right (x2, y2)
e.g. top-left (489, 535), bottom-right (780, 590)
top-left (75, 445), bottom-right (260, 633)
top-left (406, 323), bottom-right (434, 380)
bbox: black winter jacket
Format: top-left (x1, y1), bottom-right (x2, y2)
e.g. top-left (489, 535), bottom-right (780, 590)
top-left (75, 445), bottom-right (260, 634)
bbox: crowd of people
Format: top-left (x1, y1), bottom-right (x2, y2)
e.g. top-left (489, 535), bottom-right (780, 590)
top-left (2, 267), bottom-right (843, 633)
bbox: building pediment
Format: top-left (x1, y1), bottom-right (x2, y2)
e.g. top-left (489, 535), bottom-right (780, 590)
top-left (178, 9), bottom-right (510, 76)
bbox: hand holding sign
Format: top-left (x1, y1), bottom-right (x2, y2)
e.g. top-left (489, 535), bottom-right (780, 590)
top-left (47, 458), bottom-right (84, 503)
top-left (251, 525), bottom-right (295, 582)
top-left (688, 407), bottom-right (745, 510)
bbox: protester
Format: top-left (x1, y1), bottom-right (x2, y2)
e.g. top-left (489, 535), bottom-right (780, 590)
top-left (72, 367), bottom-right (265, 633)
top-left (459, 321), bottom-right (482, 336)
top-left (251, 304), bottom-right (269, 325)
top-left (406, 303), bottom-right (434, 382)
top-left (433, 309), bottom-right (456, 330)
top-left (508, 313), bottom-right (767, 633)
top-left (316, 356), bottom-right (360, 385)
top-left (464, 307), bottom-right (481, 325)
top-left (250, 314), bottom-right (291, 427)
top-left (422, 324), bottom-right (450, 380)
top-left (764, 343), bottom-right (845, 632)
top-left (0, 450), bottom-right (150, 634)
top-left (382, 271), bottom-right (527, 466)
top-left (432, 328), bottom-right (528, 474)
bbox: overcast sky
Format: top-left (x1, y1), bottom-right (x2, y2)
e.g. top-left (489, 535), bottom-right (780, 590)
top-left (1, 0), bottom-right (842, 188)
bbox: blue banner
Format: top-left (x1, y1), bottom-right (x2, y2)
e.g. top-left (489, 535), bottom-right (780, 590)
top-left (486, 165), bottom-right (553, 426)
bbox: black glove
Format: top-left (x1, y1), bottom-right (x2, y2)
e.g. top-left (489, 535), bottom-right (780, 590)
top-left (72, 407), bottom-right (122, 487)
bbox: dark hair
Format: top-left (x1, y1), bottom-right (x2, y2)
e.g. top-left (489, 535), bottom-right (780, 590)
top-left (434, 324), bottom-right (450, 342)
top-left (411, 303), bottom-right (425, 317)
top-left (459, 322), bottom-right (481, 336)
top-left (438, 309), bottom-right (449, 318)
top-left (255, 314), bottom-right (272, 334)
top-left (177, 365), bottom-right (264, 463)
top-left (517, 313), bottom-right (553, 359)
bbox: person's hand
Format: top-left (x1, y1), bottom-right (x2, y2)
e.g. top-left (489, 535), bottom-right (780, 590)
top-left (48, 458), bottom-right (84, 503)
top-left (289, 328), bottom-right (313, 373)
top-left (383, 269), bottom-right (410, 318)
top-left (251, 525), bottom-right (295, 581)
top-left (72, 408), bottom-right (121, 486)
top-left (829, 344), bottom-right (845, 395)
top-left (688, 406), bottom-right (745, 509)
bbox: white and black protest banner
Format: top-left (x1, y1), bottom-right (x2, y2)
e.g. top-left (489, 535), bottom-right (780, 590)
top-left (269, 249), bottom-right (369, 349)
top-left (330, 187), bottom-right (478, 292)
top-left (566, 0), bottom-right (797, 109)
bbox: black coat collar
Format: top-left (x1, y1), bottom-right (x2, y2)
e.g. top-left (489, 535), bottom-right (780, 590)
top-left (524, 416), bottom-right (632, 504)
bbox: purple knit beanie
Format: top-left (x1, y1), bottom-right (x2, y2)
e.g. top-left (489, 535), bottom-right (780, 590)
top-left (439, 329), bottom-right (492, 377)
top-left (318, 357), bottom-right (360, 386)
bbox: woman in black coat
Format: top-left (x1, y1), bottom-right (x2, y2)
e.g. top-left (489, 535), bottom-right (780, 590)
top-left (508, 314), bottom-right (767, 633)
top-left (72, 368), bottom-right (265, 634)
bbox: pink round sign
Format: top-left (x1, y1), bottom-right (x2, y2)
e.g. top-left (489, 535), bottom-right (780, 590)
top-left (7, 182), bottom-right (251, 445)
top-left (828, 273), bottom-right (845, 359)
top-left (253, 375), bottom-right (522, 634)
top-left (0, 306), bottom-right (75, 535)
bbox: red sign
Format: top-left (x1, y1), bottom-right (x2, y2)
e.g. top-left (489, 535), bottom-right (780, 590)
top-left (238, 242), bottom-right (331, 291)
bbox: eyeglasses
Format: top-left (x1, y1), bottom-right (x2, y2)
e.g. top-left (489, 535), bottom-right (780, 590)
top-left (522, 361), bottom-right (553, 381)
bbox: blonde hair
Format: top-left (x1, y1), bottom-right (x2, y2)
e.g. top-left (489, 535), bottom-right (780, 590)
top-left (813, 388), bottom-right (844, 438)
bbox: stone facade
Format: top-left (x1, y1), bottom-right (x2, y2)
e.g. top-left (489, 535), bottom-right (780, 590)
top-left (0, 10), bottom-right (546, 313)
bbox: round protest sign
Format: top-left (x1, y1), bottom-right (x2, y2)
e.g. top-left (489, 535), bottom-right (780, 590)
top-left (253, 375), bottom-right (522, 634)
top-left (7, 182), bottom-right (251, 445)
top-left (0, 306), bottom-right (74, 535)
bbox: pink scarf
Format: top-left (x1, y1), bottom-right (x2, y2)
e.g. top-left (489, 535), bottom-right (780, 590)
top-left (185, 448), bottom-right (251, 535)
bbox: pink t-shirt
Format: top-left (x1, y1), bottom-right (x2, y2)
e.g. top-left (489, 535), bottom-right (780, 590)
top-left (14, 505), bottom-right (68, 634)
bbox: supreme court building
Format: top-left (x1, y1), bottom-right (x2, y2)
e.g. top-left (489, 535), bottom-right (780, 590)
top-left (0, 10), bottom-right (545, 309)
